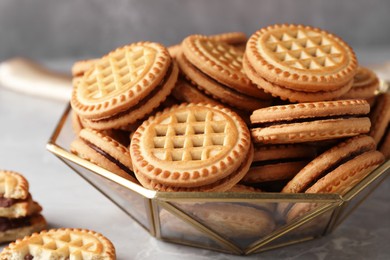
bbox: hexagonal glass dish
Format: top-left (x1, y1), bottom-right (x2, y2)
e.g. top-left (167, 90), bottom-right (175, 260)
top-left (47, 104), bottom-right (389, 255)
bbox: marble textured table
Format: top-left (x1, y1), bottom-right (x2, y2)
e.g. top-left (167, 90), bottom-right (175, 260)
top-left (0, 52), bottom-right (389, 259)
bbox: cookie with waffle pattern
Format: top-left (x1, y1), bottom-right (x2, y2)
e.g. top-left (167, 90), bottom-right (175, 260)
top-left (71, 42), bottom-right (178, 130)
top-left (130, 103), bottom-right (253, 191)
top-left (244, 24), bottom-right (358, 102)
top-left (177, 35), bottom-right (272, 112)
top-left (0, 228), bottom-right (115, 260)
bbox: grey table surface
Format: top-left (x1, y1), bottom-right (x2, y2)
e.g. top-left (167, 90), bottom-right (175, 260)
top-left (0, 49), bottom-right (389, 259)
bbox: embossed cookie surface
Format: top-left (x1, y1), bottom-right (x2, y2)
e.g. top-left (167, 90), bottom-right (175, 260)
top-left (250, 99), bottom-right (371, 144)
top-left (130, 103), bottom-right (252, 190)
top-left (245, 24), bottom-right (357, 91)
top-left (71, 42), bottom-right (177, 122)
top-left (0, 228), bottom-right (116, 260)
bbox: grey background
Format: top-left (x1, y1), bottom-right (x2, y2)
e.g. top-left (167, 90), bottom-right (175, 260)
top-left (1, 0), bottom-right (390, 62)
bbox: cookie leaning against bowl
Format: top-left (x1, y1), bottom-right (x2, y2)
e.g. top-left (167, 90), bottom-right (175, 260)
top-left (70, 128), bottom-right (137, 183)
top-left (177, 35), bottom-right (272, 112)
top-left (250, 99), bottom-right (371, 144)
top-left (71, 42), bottom-right (179, 130)
top-left (0, 228), bottom-right (116, 260)
top-left (277, 135), bottom-right (384, 223)
top-left (244, 24), bottom-right (358, 102)
top-left (130, 103), bottom-right (253, 192)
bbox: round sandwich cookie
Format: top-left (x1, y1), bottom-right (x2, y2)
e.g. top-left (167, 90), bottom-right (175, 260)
top-left (168, 31), bottom-right (248, 58)
top-left (339, 66), bottom-right (379, 101)
top-left (130, 103), bottom-right (253, 192)
top-left (369, 92), bottom-right (390, 156)
top-left (70, 128), bottom-right (136, 183)
top-left (71, 42), bottom-right (179, 130)
top-left (240, 144), bottom-right (316, 191)
top-left (0, 228), bottom-right (116, 260)
top-left (244, 24), bottom-right (358, 102)
top-left (177, 35), bottom-right (272, 112)
top-left (250, 99), bottom-right (371, 144)
top-left (278, 135), bottom-right (385, 222)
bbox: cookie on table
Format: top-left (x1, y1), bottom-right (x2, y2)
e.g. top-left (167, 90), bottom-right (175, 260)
top-left (250, 99), bottom-right (371, 144)
top-left (130, 103), bottom-right (253, 192)
top-left (71, 42), bottom-right (179, 130)
top-left (0, 228), bottom-right (115, 260)
top-left (240, 144), bottom-right (316, 191)
top-left (177, 35), bottom-right (272, 112)
top-left (0, 208), bottom-right (46, 244)
top-left (278, 135), bottom-right (384, 222)
top-left (0, 170), bottom-right (38, 219)
top-left (0, 170), bottom-right (47, 243)
top-left (244, 24), bottom-right (358, 102)
top-left (369, 92), bottom-right (390, 159)
top-left (70, 128), bottom-right (137, 183)
top-left (339, 66), bottom-right (379, 102)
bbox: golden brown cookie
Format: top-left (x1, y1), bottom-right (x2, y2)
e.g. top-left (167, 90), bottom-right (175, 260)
top-left (278, 135), bottom-right (384, 222)
top-left (241, 144), bottom-right (316, 188)
top-left (0, 170), bottom-right (29, 200)
top-left (177, 35), bottom-right (271, 111)
top-left (244, 24), bottom-right (358, 102)
top-left (71, 128), bottom-right (136, 183)
top-left (0, 214), bottom-right (47, 244)
top-left (0, 228), bottom-right (116, 259)
top-left (250, 99), bottom-right (371, 144)
top-left (71, 42), bottom-right (178, 130)
top-left (168, 31), bottom-right (248, 58)
top-left (130, 103), bottom-right (253, 191)
top-left (369, 92), bottom-right (390, 146)
top-left (340, 66), bottom-right (379, 100)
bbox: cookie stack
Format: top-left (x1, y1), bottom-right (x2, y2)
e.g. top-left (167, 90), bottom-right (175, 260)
top-left (0, 170), bottom-right (46, 243)
top-left (68, 23), bottom-right (387, 197)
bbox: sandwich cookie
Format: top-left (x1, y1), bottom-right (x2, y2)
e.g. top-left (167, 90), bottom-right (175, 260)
top-left (369, 92), bottom-right (390, 159)
top-left (240, 144), bottom-right (316, 191)
top-left (278, 135), bottom-right (384, 222)
top-left (130, 103), bottom-right (253, 192)
top-left (244, 24), bottom-right (358, 102)
top-left (0, 170), bottom-right (46, 243)
top-left (168, 31), bottom-right (248, 58)
top-left (177, 35), bottom-right (272, 112)
top-left (71, 42), bottom-right (179, 130)
top-left (250, 99), bottom-right (371, 144)
top-left (339, 66), bottom-right (379, 102)
top-left (70, 128), bottom-right (136, 183)
top-left (0, 228), bottom-right (116, 260)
